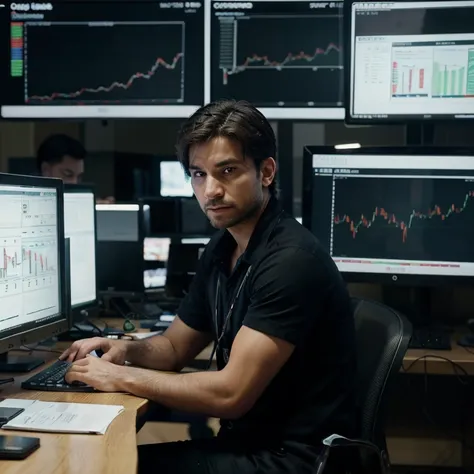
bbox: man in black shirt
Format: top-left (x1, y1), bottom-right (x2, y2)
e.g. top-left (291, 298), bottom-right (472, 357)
top-left (62, 100), bottom-right (357, 474)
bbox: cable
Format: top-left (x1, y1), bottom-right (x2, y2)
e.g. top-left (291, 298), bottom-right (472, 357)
top-left (403, 354), bottom-right (474, 455)
top-left (20, 344), bottom-right (63, 355)
top-left (402, 354), bottom-right (470, 385)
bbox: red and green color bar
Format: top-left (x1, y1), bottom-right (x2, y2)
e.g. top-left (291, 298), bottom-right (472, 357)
top-left (11, 22), bottom-right (24, 77)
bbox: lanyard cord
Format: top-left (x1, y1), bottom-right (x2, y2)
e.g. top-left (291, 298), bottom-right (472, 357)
top-left (207, 266), bottom-right (252, 370)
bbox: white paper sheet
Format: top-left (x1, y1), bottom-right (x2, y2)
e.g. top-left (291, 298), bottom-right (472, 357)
top-left (0, 399), bottom-right (124, 434)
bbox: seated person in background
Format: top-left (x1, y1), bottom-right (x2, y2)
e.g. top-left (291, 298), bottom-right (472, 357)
top-left (37, 133), bottom-right (86, 184)
top-left (61, 99), bottom-right (357, 474)
top-left (37, 133), bottom-right (114, 203)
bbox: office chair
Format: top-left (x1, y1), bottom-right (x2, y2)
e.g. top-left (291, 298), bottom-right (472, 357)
top-left (316, 298), bottom-right (412, 474)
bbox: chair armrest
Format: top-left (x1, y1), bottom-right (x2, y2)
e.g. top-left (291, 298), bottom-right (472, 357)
top-left (314, 434), bottom-right (391, 474)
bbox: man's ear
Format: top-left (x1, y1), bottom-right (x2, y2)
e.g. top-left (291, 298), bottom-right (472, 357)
top-left (260, 157), bottom-right (276, 189)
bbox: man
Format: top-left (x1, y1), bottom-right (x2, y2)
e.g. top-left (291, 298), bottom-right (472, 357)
top-left (61, 100), bottom-right (357, 474)
top-left (37, 133), bottom-right (85, 184)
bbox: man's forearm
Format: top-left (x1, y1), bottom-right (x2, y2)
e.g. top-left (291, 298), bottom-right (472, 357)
top-left (118, 366), bottom-right (245, 419)
top-left (124, 335), bottom-right (179, 371)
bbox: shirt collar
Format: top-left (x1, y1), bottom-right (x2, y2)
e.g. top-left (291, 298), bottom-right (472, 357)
top-left (212, 196), bottom-right (283, 266)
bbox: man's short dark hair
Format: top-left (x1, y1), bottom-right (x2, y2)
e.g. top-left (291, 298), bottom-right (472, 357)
top-left (37, 134), bottom-right (86, 171)
top-left (176, 100), bottom-right (278, 195)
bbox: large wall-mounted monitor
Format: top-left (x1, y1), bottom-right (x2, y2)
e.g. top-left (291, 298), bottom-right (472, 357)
top-left (0, 173), bottom-right (70, 370)
top-left (302, 146), bottom-right (474, 286)
top-left (345, 0), bottom-right (474, 123)
top-left (0, 0), bottom-right (205, 119)
top-left (208, 0), bottom-right (344, 120)
top-left (64, 185), bottom-right (97, 314)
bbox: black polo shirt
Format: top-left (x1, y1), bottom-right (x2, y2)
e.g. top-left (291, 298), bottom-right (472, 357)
top-left (178, 196), bottom-right (356, 447)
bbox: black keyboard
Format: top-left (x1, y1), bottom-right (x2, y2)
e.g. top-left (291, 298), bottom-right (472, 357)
top-left (408, 328), bottom-right (452, 350)
top-left (21, 360), bottom-right (96, 392)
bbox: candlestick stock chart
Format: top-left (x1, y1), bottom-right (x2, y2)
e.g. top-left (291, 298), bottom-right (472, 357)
top-left (332, 176), bottom-right (474, 263)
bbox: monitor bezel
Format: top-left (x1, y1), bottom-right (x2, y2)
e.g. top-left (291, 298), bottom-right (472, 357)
top-left (64, 183), bottom-right (98, 317)
top-left (0, 173), bottom-right (71, 355)
top-left (343, 0), bottom-right (474, 125)
top-left (0, 0), bottom-right (206, 120)
top-left (207, 0), bottom-right (345, 121)
top-left (302, 145), bottom-right (474, 286)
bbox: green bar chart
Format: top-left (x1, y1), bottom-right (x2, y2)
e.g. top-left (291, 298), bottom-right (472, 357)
top-left (467, 49), bottom-right (474, 96)
top-left (432, 61), bottom-right (465, 97)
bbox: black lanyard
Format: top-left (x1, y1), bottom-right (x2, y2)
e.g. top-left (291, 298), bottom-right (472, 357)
top-left (207, 266), bottom-right (252, 369)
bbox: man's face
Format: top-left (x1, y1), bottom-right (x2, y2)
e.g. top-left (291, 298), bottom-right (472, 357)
top-left (189, 136), bottom-right (272, 230)
top-left (41, 155), bottom-right (84, 184)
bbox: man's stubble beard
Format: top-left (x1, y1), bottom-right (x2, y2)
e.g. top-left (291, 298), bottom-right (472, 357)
top-left (207, 197), bottom-right (263, 230)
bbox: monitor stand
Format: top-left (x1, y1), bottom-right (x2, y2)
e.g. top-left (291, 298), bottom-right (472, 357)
top-left (0, 351), bottom-right (45, 373)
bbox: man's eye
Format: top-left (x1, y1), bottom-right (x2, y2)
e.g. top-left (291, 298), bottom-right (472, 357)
top-left (223, 167), bottom-right (235, 175)
top-left (192, 171), bottom-right (204, 178)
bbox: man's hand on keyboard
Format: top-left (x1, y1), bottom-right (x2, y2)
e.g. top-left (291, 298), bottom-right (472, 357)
top-left (59, 337), bottom-right (129, 365)
top-left (65, 355), bottom-right (129, 392)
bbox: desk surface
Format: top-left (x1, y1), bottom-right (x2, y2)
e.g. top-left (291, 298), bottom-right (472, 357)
top-left (1, 322), bottom-right (474, 473)
top-left (403, 333), bottom-right (474, 375)
top-left (0, 346), bottom-right (147, 474)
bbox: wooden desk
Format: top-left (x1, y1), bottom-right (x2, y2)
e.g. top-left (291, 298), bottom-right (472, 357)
top-left (0, 347), bottom-right (148, 474)
top-left (403, 332), bottom-right (474, 375)
top-left (0, 323), bottom-right (210, 474)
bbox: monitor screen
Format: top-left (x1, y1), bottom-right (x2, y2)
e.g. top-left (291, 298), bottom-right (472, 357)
top-left (144, 268), bottom-right (167, 289)
top-left (64, 190), bottom-right (96, 307)
top-left (303, 148), bottom-right (474, 284)
top-left (96, 204), bottom-right (140, 242)
top-left (160, 161), bottom-right (193, 197)
top-left (0, 183), bottom-right (62, 337)
top-left (143, 237), bottom-right (169, 289)
top-left (181, 198), bottom-right (214, 236)
top-left (346, 0), bottom-right (474, 122)
top-left (209, 0), bottom-right (344, 120)
top-left (0, 0), bottom-right (205, 119)
top-left (144, 237), bottom-right (170, 262)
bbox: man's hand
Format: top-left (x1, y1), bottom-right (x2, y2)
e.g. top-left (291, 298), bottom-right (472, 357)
top-left (59, 337), bottom-right (129, 364)
top-left (65, 355), bottom-right (130, 392)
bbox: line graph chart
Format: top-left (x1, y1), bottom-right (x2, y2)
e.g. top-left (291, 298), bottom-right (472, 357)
top-left (24, 22), bottom-right (185, 105)
top-left (27, 53), bottom-right (184, 103)
top-left (212, 14), bottom-right (343, 107)
top-left (224, 42), bottom-right (341, 81)
top-left (332, 177), bottom-right (474, 263)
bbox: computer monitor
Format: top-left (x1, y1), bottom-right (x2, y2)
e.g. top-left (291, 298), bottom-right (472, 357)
top-left (302, 146), bottom-right (474, 286)
top-left (166, 241), bottom-right (208, 297)
top-left (208, 0), bottom-right (344, 120)
top-left (143, 237), bottom-right (170, 290)
top-left (0, 0), bottom-right (205, 119)
top-left (180, 198), bottom-right (215, 236)
top-left (0, 173), bottom-right (70, 372)
top-left (64, 185), bottom-right (97, 320)
top-left (159, 161), bottom-right (193, 198)
top-left (345, 0), bottom-right (474, 123)
top-left (142, 197), bottom-right (214, 237)
top-left (96, 203), bottom-right (144, 294)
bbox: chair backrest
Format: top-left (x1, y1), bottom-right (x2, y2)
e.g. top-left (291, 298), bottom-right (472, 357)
top-left (352, 297), bottom-right (412, 448)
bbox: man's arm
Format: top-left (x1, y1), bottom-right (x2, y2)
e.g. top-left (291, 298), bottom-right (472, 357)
top-left (67, 325), bottom-right (294, 419)
top-left (125, 316), bottom-right (212, 371)
top-left (67, 248), bottom-right (320, 417)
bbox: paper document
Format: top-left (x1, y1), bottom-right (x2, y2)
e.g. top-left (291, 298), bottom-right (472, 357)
top-left (0, 399), bottom-right (123, 434)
